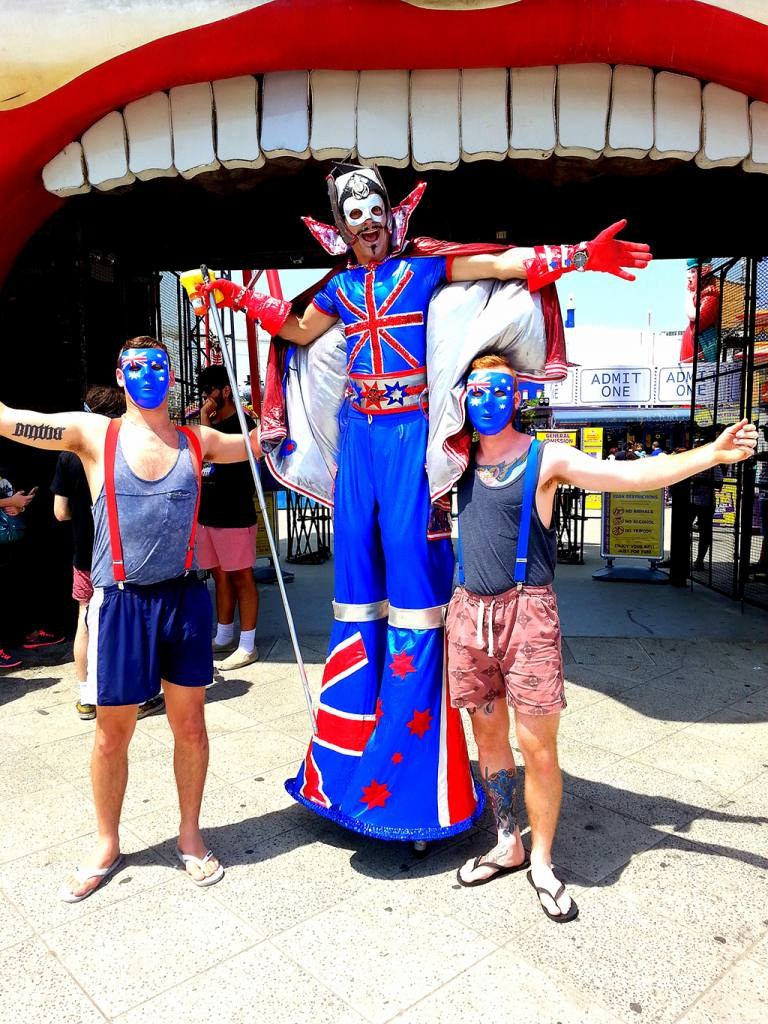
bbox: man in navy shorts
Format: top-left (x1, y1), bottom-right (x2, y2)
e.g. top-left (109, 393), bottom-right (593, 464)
top-left (449, 353), bottom-right (756, 921)
top-left (0, 336), bottom-right (262, 901)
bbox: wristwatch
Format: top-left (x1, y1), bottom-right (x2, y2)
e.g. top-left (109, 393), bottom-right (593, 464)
top-left (573, 245), bottom-right (590, 272)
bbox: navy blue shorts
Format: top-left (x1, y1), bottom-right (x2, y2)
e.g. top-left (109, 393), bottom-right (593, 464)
top-left (84, 575), bottom-right (213, 707)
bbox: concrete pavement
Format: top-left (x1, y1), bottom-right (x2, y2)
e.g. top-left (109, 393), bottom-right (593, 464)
top-left (0, 544), bottom-right (766, 1024)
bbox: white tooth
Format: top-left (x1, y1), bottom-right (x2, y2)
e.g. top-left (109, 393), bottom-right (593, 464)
top-left (124, 92), bottom-right (175, 181)
top-left (357, 70), bottom-right (410, 167)
top-left (82, 110), bottom-right (135, 190)
top-left (556, 63), bottom-right (612, 160)
top-left (261, 71), bottom-right (310, 159)
top-left (651, 72), bottom-right (702, 161)
top-left (696, 82), bottom-right (750, 168)
top-left (605, 65), bottom-right (654, 159)
top-left (744, 100), bottom-right (768, 173)
top-left (213, 76), bottom-right (264, 170)
top-left (42, 142), bottom-right (89, 196)
top-left (310, 71), bottom-right (358, 160)
top-left (411, 69), bottom-right (460, 171)
top-left (170, 82), bottom-right (220, 179)
top-left (509, 66), bottom-right (557, 159)
top-left (461, 68), bottom-right (508, 162)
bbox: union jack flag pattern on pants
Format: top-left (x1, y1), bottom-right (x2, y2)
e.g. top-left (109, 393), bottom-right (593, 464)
top-left (286, 255), bottom-right (484, 839)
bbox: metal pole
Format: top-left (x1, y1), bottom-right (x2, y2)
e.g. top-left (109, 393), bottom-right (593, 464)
top-left (200, 266), bottom-right (316, 733)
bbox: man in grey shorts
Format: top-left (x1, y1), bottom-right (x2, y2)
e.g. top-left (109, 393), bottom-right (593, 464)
top-left (449, 353), bottom-right (757, 921)
top-left (0, 336), bottom-right (262, 901)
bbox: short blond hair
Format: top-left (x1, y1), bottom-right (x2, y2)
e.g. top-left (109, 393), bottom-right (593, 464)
top-left (469, 353), bottom-right (517, 381)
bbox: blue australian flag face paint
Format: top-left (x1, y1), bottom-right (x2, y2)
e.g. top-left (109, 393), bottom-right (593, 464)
top-left (466, 369), bottom-right (517, 436)
top-left (120, 348), bottom-right (170, 409)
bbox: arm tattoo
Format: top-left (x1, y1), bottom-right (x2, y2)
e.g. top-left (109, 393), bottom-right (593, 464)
top-left (13, 422), bottom-right (65, 442)
top-left (485, 767), bottom-right (519, 838)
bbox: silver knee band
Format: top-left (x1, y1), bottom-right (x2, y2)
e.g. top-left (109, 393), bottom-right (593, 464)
top-left (388, 604), bottom-right (447, 630)
top-left (332, 599), bottom-right (389, 622)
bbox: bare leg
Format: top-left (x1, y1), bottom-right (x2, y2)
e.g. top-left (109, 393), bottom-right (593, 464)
top-left (211, 567), bottom-right (236, 627)
top-left (73, 601), bottom-right (89, 686)
top-left (515, 711), bottom-right (572, 917)
top-left (162, 679), bottom-right (219, 881)
top-left (64, 704), bottom-right (138, 898)
top-left (230, 568), bottom-right (259, 634)
top-left (457, 700), bottom-right (527, 884)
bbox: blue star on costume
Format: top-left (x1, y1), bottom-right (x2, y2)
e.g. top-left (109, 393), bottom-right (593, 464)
top-left (384, 381), bottom-right (406, 406)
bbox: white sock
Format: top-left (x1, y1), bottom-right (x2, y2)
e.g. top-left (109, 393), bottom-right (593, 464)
top-left (215, 622), bottom-right (234, 645)
top-left (238, 628), bottom-right (256, 654)
top-left (78, 682), bottom-right (91, 704)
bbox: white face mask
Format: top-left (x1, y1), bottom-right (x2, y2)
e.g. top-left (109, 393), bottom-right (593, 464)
top-left (342, 191), bottom-right (387, 231)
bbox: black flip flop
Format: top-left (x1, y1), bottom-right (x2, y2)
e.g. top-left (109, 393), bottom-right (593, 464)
top-left (526, 868), bottom-right (579, 922)
top-left (456, 854), bottom-right (530, 888)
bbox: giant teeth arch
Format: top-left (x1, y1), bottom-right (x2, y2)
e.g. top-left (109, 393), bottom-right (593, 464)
top-left (42, 64), bottom-right (768, 198)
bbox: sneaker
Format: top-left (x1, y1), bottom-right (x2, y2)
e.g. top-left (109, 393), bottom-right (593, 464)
top-left (76, 701), bottom-right (96, 721)
top-left (23, 629), bottom-right (65, 650)
top-left (219, 647), bottom-right (259, 672)
top-left (137, 693), bottom-right (165, 720)
top-left (0, 649), bottom-right (22, 671)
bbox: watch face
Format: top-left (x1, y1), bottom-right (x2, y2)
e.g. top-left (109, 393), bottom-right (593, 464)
top-left (573, 248), bottom-right (589, 271)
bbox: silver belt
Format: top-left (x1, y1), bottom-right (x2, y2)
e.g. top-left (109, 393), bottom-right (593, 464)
top-left (348, 369), bottom-right (427, 415)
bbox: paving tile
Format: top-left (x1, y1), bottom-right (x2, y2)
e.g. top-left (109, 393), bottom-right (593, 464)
top-left (273, 886), bottom-right (498, 1024)
top-left (676, 957), bottom-right (768, 1024)
top-left (0, 781), bottom-right (95, 864)
top-left (115, 939), bottom-right (363, 1024)
top-left (0, 825), bottom-right (171, 934)
top-left (550, 792), bottom-right (664, 883)
top-left (561, 697), bottom-right (683, 758)
top-left (0, 938), bottom-right (105, 1023)
top-left (599, 834), bottom-right (768, 955)
top-left (749, 931), bottom-right (768, 970)
top-left (0, 890), bottom-right (33, 952)
top-left (0, 745), bottom-right (62, 804)
top-left (563, 758), bottom-right (724, 832)
top-left (208, 824), bottom-right (381, 939)
top-left (514, 886), bottom-right (728, 1024)
top-left (677, 783), bottom-right (768, 860)
top-left (648, 664), bottom-right (767, 705)
top-left (565, 638), bottom-right (655, 669)
top-left (683, 707), bottom-right (768, 759)
top-left (560, 680), bottom-right (613, 717)
top-left (563, 664), bottom-right (650, 695)
top-left (43, 875), bottom-right (259, 1018)
top-left (631, 729), bottom-right (767, 796)
top-left (556, 736), bottom-right (623, 779)
top-left (126, 767), bottom-right (307, 868)
top-left (207, 725), bottom-right (305, 784)
top-left (0, 699), bottom-right (93, 746)
top-left (34, 726), bottom-right (167, 781)
top-left (397, 947), bottom-right (623, 1024)
top-left (0, 675), bottom-right (73, 721)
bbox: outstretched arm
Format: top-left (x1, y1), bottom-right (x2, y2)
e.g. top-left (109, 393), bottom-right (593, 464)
top-left (197, 423), bottom-right (263, 465)
top-left (201, 279), bottom-right (336, 347)
top-left (0, 401), bottom-right (98, 457)
top-left (543, 420), bottom-right (757, 493)
top-left (450, 220), bottom-right (652, 290)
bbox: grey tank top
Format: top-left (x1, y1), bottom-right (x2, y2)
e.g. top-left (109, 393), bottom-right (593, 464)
top-left (457, 441), bottom-right (557, 595)
top-left (91, 430), bottom-right (199, 587)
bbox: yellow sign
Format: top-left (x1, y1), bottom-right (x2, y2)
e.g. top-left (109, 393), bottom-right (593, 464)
top-left (600, 490), bottom-right (665, 560)
top-left (581, 427), bottom-right (604, 512)
top-left (714, 478), bottom-right (737, 526)
top-left (536, 429), bottom-right (578, 447)
top-left (254, 492), bottom-right (278, 559)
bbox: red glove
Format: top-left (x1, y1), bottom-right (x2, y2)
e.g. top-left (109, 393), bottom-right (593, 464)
top-left (523, 220), bottom-right (652, 292)
top-left (202, 279), bottom-right (292, 336)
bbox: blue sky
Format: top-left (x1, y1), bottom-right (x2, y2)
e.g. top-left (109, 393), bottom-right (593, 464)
top-left (276, 258), bottom-right (690, 333)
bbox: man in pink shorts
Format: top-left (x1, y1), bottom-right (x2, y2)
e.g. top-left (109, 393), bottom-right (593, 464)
top-left (448, 353), bottom-right (757, 921)
top-left (196, 365), bottom-right (259, 671)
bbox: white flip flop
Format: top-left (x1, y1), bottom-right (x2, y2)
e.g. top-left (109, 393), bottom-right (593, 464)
top-left (175, 847), bottom-right (224, 887)
top-left (58, 853), bottom-right (125, 903)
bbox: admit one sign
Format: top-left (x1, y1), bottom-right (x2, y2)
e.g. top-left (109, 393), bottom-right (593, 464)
top-left (579, 368), bottom-right (651, 405)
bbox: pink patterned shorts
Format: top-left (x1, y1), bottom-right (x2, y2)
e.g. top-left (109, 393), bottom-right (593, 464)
top-left (446, 583), bottom-right (566, 716)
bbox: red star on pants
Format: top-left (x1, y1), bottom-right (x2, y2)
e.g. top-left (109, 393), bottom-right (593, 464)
top-left (406, 708), bottom-right (433, 739)
top-left (391, 752), bottom-right (403, 764)
top-left (390, 650), bottom-right (416, 680)
top-left (375, 698), bottom-right (384, 725)
top-left (361, 779), bottom-right (391, 810)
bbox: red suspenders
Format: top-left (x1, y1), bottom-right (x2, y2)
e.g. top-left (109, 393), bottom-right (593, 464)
top-left (103, 418), bottom-right (203, 586)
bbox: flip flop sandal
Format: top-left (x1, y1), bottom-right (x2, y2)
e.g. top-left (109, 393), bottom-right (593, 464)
top-left (526, 869), bottom-right (579, 922)
top-left (58, 853), bottom-right (125, 904)
top-left (175, 847), bottom-right (225, 887)
top-left (456, 854), bottom-right (531, 888)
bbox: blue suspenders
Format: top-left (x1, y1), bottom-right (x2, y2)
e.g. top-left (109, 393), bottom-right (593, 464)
top-left (457, 439), bottom-right (540, 588)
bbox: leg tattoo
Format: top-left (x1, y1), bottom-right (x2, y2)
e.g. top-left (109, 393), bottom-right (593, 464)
top-left (485, 767), bottom-right (519, 839)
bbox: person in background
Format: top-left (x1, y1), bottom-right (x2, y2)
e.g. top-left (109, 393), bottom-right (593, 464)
top-left (0, 469), bottom-right (35, 670)
top-left (52, 385), bottom-right (166, 721)
top-left (196, 365), bottom-right (260, 671)
top-left (650, 441), bottom-right (665, 456)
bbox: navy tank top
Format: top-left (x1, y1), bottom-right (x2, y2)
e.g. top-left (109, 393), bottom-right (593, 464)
top-left (457, 441), bottom-right (557, 595)
top-left (91, 430), bottom-right (199, 587)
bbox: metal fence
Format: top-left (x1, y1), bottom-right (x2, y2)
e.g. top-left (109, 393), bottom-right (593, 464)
top-left (690, 256), bottom-right (767, 608)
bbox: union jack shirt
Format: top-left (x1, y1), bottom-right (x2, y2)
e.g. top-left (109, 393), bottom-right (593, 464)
top-left (312, 256), bottom-right (450, 375)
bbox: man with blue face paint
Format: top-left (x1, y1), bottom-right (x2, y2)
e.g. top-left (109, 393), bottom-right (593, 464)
top-left (447, 353), bottom-right (757, 921)
top-left (0, 335), bottom-right (263, 902)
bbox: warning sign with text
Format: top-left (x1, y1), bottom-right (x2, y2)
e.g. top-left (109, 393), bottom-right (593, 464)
top-left (600, 490), bottom-right (665, 560)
